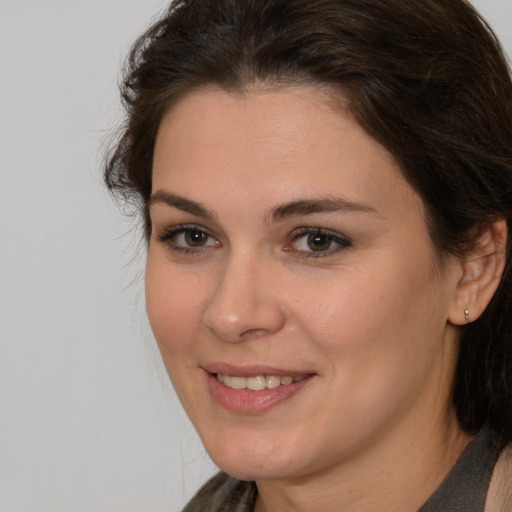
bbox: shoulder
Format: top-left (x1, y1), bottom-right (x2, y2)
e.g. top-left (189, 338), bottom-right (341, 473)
top-left (182, 472), bottom-right (256, 512)
top-left (485, 441), bottom-right (512, 512)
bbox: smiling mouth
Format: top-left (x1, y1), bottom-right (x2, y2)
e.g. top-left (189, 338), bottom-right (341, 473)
top-left (216, 373), bottom-right (307, 391)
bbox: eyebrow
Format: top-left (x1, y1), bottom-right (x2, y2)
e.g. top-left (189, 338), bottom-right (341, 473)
top-left (149, 190), bottom-right (379, 222)
top-left (149, 190), bottom-right (217, 219)
top-left (268, 198), bottom-right (380, 223)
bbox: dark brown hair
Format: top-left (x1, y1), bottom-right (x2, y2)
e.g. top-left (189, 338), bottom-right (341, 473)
top-left (104, 0), bottom-right (512, 439)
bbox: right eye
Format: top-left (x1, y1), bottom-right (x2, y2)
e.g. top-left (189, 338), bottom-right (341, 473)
top-left (157, 225), bottom-right (220, 252)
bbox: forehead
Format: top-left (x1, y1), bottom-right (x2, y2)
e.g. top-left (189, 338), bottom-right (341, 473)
top-left (152, 86), bottom-right (421, 221)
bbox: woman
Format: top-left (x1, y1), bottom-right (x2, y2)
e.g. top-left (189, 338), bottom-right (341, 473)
top-left (104, 0), bottom-right (512, 510)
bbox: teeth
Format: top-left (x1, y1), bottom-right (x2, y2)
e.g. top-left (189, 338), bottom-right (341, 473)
top-left (216, 373), bottom-right (306, 390)
top-left (246, 375), bottom-right (266, 391)
top-left (229, 376), bottom-right (246, 390)
top-left (266, 375), bottom-right (282, 389)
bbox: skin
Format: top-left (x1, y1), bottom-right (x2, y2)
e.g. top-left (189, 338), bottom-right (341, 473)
top-left (146, 86), bottom-right (479, 511)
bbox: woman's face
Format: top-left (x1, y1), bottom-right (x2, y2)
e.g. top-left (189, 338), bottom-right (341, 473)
top-left (146, 87), bottom-right (463, 481)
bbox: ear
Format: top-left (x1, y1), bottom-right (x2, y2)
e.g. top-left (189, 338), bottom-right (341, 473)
top-left (448, 219), bottom-right (507, 325)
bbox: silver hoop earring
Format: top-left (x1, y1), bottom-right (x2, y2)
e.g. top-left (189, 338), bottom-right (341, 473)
top-left (464, 309), bottom-right (469, 324)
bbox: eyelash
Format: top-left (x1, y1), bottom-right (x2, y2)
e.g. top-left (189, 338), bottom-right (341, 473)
top-left (288, 227), bottom-right (352, 258)
top-left (156, 225), bottom-right (352, 258)
top-left (157, 224), bottom-right (220, 254)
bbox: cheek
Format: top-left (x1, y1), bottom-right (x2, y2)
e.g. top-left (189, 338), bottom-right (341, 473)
top-left (145, 258), bottom-right (214, 419)
top-left (145, 256), bottom-right (206, 360)
top-left (290, 270), bottom-right (407, 346)
top-left (291, 254), bottom-right (448, 382)
top-left (285, 275), bottom-right (440, 440)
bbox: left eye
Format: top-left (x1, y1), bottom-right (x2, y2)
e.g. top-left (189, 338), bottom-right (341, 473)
top-left (290, 229), bottom-right (351, 255)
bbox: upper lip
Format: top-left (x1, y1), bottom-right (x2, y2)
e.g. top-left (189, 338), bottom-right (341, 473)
top-left (202, 362), bottom-right (315, 378)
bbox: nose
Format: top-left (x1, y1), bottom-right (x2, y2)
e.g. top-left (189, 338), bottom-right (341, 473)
top-left (200, 253), bottom-right (286, 342)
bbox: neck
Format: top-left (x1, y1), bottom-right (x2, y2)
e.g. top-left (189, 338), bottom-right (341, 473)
top-left (254, 413), bottom-right (472, 512)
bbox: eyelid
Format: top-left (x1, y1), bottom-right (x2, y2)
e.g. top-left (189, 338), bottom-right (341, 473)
top-left (154, 223), bottom-right (350, 258)
top-left (287, 226), bottom-right (352, 257)
top-left (156, 223), bottom-right (220, 252)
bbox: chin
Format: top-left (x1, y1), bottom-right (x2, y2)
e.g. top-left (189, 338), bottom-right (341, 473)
top-left (212, 456), bottom-right (297, 482)
top-left (202, 429), bottom-right (303, 481)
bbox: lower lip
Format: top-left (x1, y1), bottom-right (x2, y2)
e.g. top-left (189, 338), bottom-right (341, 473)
top-left (207, 373), bottom-right (314, 414)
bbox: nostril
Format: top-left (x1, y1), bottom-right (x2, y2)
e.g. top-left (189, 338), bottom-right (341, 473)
top-left (239, 327), bottom-right (276, 340)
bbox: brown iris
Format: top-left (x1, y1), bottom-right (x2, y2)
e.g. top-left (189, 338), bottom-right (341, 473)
top-left (185, 229), bottom-right (209, 246)
top-left (307, 233), bottom-right (332, 251)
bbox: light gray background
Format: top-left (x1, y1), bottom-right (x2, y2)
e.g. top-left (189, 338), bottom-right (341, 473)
top-left (1, 1), bottom-right (511, 511)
